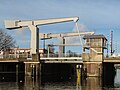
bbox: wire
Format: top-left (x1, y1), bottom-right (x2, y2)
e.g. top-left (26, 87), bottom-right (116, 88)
top-left (75, 22), bottom-right (83, 47)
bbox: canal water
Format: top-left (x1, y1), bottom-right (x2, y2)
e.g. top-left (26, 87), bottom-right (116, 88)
top-left (0, 69), bottom-right (120, 90)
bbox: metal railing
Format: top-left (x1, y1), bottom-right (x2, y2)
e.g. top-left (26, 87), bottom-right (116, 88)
top-left (0, 54), bottom-right (29, 59)
top-left (0, 53), bottom-right (82, 59)
top-left (41, 53), bottom-right (82, 58)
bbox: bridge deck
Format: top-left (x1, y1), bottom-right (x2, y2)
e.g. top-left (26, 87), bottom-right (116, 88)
top-left (40, 57), bottom-right (82, 63)
top-left (104, 57), bottom-right (120, 63)
top-left (1, 57), bottom-right (120, 64)
top-left (0, 57), bottom-right (83, 64)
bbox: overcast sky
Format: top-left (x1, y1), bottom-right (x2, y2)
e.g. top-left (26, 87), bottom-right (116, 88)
top-left (0, 0), bottom-right (120, 53)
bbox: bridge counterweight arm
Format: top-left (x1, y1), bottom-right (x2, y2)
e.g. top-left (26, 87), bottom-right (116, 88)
top-left (5, 17), bottom-right (79, 29)
top-left (4, 17), bottom-right (79, 55)
top-left (39, 32), bottom-right (95, 39)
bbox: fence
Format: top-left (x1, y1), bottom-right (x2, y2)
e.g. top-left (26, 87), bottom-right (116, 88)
top-left (41, 53), bottom-right (82, 58)
top-left (0, 53), bottom-right (82, 59)
top-left (0, 54), bottom-right (29, 59)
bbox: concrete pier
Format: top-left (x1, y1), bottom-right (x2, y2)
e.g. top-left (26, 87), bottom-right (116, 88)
top-left (83, 34), bottom-right (107, 77)
top-left (24, 62), bottom-right (39, 76)
top-left (83, 63), bottom-right (102, 77)
top-left (24, 54), bottom-right (40, 76)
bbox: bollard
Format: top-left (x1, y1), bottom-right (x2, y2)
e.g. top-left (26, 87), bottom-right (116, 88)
top-left (76, 65), bottom-right (82, 87)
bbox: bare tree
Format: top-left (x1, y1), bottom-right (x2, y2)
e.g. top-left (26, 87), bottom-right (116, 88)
top-left (0, 29), bottom-right (16, 51)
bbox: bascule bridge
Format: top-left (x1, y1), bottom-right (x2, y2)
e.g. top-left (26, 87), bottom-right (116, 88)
top-left (1, 17), bottom-right (119, 83)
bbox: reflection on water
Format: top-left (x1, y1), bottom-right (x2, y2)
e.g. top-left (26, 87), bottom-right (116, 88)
top-left (81, 77), bottom-right (102, 90)
top-left (114, 69), bottom-right (120, 88)
top-left (0, 69), bottom-right (120, 90)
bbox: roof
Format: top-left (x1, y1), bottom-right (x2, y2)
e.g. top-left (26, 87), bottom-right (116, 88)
top-left (83, 34), bottom-right (107, 41)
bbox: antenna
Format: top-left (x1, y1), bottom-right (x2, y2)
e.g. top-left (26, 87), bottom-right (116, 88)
top-left (110, 30), bottom-right (113, 56)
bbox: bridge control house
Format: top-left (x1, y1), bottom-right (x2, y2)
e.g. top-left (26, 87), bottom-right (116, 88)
top-left (82, 34), bottom-right (107, 76)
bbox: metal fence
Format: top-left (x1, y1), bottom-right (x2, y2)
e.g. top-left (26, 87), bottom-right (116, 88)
top-left (41, 53), bottom-right (82, 58)
top-left (0, 53), bottom-right (82, 59)
top-left (0, 54), bottom-right (29, 59)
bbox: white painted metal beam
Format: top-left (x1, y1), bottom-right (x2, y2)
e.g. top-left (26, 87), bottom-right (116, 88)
top-left (4, 17), bottom-right (79, 55)
top-left (39, 32), bottom-right (95, 39)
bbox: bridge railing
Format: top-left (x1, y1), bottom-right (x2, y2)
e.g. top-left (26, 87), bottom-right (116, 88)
top-left (41, 53), bottom-right (82, 58)
top-left (0, 53), bottom-right (82, 59)
top-left (0, 54), bottom-right (29, 59)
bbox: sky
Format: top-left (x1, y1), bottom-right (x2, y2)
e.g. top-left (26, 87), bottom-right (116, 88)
top-left (0, 0), bottom-right (120, 54)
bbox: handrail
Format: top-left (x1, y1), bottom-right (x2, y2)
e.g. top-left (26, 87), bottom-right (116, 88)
top-left (0, 53), bottom-right (82, 59)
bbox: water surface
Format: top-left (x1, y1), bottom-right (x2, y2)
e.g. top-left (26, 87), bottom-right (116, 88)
top-left (0, 69), bottom-right (120, 90)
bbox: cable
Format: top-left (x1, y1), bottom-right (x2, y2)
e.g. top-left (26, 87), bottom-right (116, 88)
top-left (75, 22), bottom-right (83, 47)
